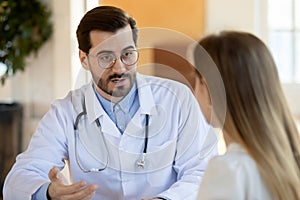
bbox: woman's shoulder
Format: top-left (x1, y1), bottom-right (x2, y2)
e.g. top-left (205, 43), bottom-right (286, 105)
top-left (199, 143), bottom-right (272, 200)
top-left (207, 143), bottom-right (260, 183)
top-left (217, 143), bottom-right (255, 165)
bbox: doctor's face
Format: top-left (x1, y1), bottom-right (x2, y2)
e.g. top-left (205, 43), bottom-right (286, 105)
top-left (81, 25), bottom-right (138, 101)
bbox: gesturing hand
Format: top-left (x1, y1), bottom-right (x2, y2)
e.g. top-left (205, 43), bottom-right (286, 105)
top-left (47, 167), bottom-right (97, 200)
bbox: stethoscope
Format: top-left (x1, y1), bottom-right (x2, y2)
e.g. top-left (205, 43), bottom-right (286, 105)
top-left (74, 107), bottom-right (150, 173)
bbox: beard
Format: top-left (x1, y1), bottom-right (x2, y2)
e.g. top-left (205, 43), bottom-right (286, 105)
top-left (96, 71), bottom-right (136, 98)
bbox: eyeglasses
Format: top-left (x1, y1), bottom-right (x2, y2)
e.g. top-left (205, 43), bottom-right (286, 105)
top-left (89, 49), bottom-right (139, 69)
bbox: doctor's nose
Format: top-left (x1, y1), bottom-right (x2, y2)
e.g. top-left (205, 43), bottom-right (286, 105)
top-left (111, 58), bottom-right (127, 74)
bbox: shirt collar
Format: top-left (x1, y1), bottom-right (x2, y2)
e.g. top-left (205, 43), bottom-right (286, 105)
top-left (93, 83), bottom-right (137, 114)
top-left (116, 83), bottom-right (137, 113)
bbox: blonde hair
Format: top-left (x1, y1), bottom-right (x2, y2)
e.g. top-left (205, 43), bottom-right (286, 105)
top-left (197, 31), bottom-right (300, 199)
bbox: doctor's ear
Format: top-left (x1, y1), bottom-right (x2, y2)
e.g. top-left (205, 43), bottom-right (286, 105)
top-left (79, 50), bottom-right (89, 70)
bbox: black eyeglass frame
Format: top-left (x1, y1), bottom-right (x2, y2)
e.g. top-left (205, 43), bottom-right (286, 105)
top-left (87, 49), bottom-right (139, 69)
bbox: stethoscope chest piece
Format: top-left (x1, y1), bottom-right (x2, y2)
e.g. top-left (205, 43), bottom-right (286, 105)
top-left (137, 153), bottom-right (146, 168)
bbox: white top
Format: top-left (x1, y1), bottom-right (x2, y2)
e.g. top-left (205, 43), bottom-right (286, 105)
top-left (197, 143), bottom-right (273, 200)
top-left (3, 74), bottom-right (218, 200)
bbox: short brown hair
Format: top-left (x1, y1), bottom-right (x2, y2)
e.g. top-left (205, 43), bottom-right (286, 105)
top-left (76, 6), bottom-right (138, 53)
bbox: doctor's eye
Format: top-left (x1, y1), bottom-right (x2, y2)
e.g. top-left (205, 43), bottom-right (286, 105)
top-left (121, 50), bottom-right (139, 65)
top-left (98, 53), bottom-right (115, 63)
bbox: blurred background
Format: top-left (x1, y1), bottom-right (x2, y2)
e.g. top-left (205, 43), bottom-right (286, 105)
top-left (0, 0), bottom-right (300, 197)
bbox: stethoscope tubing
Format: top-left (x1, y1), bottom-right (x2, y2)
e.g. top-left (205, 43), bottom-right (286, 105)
top-left (74, 110), bottom-right (109, 172)
top-left (73, 108), bottom-right (150, 172)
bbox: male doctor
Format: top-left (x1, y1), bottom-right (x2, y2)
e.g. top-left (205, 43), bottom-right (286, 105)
top-left (3, 6), bottom-right (217, 200)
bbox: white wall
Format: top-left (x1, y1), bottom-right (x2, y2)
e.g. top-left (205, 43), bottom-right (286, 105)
top-left (0, 80), bottom-right (12, 102)
top-left (0, 0), bottom-right (86, 149)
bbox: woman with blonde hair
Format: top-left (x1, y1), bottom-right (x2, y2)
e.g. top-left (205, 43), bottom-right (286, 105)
top-left (194, 31), bottom-right (300, 200)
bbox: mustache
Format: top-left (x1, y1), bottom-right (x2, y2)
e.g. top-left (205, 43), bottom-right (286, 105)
top-left (108, 73), bottom-right (130, 80)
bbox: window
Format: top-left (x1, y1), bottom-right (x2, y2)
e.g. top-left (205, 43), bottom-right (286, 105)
top-left (85, 0), bottom-right (99, 10)
top-left (268, 0), bottom-right (300, 83)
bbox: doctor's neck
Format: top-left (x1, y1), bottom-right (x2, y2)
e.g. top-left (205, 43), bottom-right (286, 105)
top-left (106, 95), bottom-right (124, 104)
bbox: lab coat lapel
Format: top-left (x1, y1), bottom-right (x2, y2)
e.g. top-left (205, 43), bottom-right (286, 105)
top-left (121, 74), bottom-right (158, 139)
top-left (76, 83), bottom-right (121, 167)
top-left (84, 82), bottom-right (120, 138)
top-left (136, 74), bottom-right (158, 116)
top-left (84, 82), bottom-right (102, 124)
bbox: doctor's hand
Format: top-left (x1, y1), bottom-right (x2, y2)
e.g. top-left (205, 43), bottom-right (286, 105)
top-left (47, 167), bottom-right (97, 200)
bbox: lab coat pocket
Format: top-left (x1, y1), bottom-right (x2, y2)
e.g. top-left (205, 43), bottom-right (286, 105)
top-left (146, 140), bottom-right (177, 187)
top-left (146, 165), bottom-right (176, 187)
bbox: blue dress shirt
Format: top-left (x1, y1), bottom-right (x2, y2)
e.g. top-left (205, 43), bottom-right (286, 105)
top-left (93, 83), bottom-right (140, 133)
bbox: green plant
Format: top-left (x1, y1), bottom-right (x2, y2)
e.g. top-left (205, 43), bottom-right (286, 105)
top-left (0, 0), bottom-right (52, 84)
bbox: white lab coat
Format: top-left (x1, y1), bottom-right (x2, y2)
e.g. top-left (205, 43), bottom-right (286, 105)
top-left (197, 143), bottom-right (273, 200)
top-left (3, 74), bottom-right (218, 200)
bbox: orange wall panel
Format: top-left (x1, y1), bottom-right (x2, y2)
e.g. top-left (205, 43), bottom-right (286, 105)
top-left (101, 0), bottom-right (204, 39)
top-left (100, 0), bottom-right (204, 85)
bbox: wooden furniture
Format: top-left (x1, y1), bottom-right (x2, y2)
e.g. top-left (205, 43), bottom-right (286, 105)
top-left (0, 103), bottom-right (23, 197)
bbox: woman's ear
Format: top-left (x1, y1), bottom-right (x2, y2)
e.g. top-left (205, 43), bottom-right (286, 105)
top-left (79, 50), bottom-right (89, 70)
